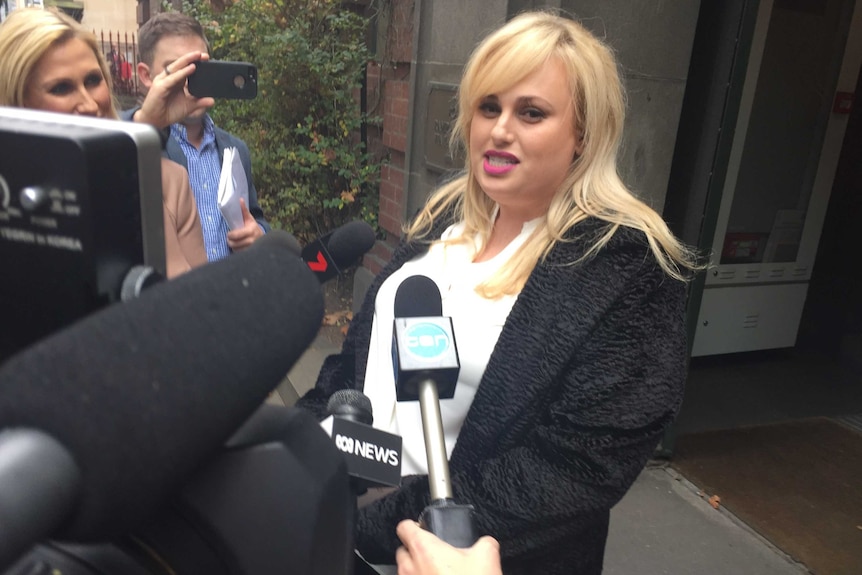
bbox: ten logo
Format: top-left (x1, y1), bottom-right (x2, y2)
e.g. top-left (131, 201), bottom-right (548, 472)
top-left (404, 322), bottom-right (450, 359)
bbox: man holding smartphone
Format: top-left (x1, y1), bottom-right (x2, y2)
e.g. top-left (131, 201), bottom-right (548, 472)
top-left (126, 11), bottom-right (269, 262)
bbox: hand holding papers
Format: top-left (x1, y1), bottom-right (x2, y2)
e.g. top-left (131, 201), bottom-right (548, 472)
top-left (217, 147), bottom-right (248, 230)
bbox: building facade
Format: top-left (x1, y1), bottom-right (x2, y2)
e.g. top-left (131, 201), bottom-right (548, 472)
top-left (124, 0), bottom-right (861, 393)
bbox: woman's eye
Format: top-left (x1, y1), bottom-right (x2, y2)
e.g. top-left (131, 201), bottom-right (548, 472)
top-left (521, 107), bottom-right (545, 121)
top-left (48, 82), bottom-right (73, 96)
top-left (478, 101), bottom-right (500, 116)
top-left (85, 74), bottom-right (103, 87)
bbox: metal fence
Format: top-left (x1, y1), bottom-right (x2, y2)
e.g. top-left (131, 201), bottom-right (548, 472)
top-left (96, 29), bottom-right (139, 98)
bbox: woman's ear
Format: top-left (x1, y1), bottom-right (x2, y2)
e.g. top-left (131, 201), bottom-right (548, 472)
top-left (574, 130), bottom-right (585, 157)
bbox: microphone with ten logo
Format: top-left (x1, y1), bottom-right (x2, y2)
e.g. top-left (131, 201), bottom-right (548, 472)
top-left (391, 275), bottom-right (479, 548)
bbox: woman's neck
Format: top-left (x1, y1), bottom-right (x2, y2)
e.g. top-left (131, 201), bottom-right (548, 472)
top-left (473, 208), bottom-right (536, 263)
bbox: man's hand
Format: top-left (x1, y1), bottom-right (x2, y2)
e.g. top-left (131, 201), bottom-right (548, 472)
top-left (133, 51), bottom-right (214, 129)
top-left (227, 198), bottom-right (265, 252)
top-left (395, 520), bottom-right (502, 575)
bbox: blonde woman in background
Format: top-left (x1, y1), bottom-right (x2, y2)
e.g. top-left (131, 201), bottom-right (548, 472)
top-left (0, 7), bottom-right (210, 277)
top-left (298, 11), bottom-right (700, 575)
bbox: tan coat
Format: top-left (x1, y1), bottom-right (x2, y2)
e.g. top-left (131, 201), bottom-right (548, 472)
top-left (160, 158), bottom-right (207, 278)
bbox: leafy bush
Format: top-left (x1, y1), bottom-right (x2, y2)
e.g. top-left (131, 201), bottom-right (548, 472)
top-left (185, 0), bottom-right (383, 241)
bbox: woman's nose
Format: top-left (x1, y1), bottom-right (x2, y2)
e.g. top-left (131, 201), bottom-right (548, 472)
top-left (74, 88), bottom-right (99, 116)
top-left (490, 113), bottom-right (514, 143)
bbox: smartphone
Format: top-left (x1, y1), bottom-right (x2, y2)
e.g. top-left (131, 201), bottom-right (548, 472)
top-left (187, 60), bottom-right (258, 100)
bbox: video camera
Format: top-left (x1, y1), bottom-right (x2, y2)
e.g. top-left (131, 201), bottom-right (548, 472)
top-left (0, 108), bottom-right (166, 364)
top-left (0, 108), bottom-right (355, 575)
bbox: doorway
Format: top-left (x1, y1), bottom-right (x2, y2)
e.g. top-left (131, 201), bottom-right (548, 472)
top-left (663, 0), bottom-right (862, 441)
top-left (692, 0), bottom-right (862, 357)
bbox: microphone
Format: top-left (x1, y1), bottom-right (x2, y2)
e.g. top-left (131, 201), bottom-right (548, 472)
top-left (0, 230), bottom-right (324, 548)
top-left (0, 429), bottom-right (80, 572)
top-left (392, 276), bottom-right (459, 402)
top-left (120, 233), bottom-right (301, 302)
top-left (391, 275), bottom-right (478, 548)
top-left (322, 389), bottom-right (402, 493)
top-left (276, 230), bottom-right (303, 257)
top-left (301, 220), bottom-right (376, 282)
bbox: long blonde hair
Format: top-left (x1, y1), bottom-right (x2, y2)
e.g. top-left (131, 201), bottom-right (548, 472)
top-left (0, 7), bottom-right (118, 117)
top-left (407, 11), bottom-right (699, 297)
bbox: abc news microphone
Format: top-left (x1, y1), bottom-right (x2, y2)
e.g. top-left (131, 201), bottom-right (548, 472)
top-left (323, 390), bottom-right (402, 494)
top-left (0, 231), bottom-right (357, 575)
top-left (391, 275), bottom-right (479, 548)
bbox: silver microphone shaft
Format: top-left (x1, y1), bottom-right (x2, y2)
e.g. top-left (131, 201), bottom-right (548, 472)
top-left (418, 379), bottom-right (452, 501)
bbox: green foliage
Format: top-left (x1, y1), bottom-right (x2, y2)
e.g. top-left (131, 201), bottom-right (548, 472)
top-left (184, 0), bottom-right (383, 241)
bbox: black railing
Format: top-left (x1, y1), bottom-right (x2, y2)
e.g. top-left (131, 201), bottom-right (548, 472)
top-left (97, 29), bottom-right (138, 98)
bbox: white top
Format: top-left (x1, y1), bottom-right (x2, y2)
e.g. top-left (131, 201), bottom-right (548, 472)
top-left (362, 216), bottom-right (541, 476)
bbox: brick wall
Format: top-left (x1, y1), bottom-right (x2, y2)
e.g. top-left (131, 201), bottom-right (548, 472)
top-left (363, 67), bottom-right (410, 274)
top-left (362, 0), bottom-right (414, 275)
top-left (382, 79), bottom-right (409, 155)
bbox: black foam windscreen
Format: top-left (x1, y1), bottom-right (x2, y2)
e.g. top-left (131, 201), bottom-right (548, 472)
top-left (278, 231), bottom-right (303, 257)
top-left (245, 226), bottom-right (302, 256)
top-left (0, 230), bottom-right (324, 542)
top-left (393, 274), bottom-right (443, 318)
top-left (327, 389), bottom-right (373, 426)
top-left (326, 221), bottom-right (376, 269)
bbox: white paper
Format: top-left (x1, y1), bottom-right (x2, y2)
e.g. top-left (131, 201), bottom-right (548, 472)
top-left (217, 146), bottom-right (249, 230)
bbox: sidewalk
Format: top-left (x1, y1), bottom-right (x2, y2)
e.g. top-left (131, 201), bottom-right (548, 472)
top-left (276, 333), bottom-right (811, 575)
top-left (605, 465), bottom-right (808, 574)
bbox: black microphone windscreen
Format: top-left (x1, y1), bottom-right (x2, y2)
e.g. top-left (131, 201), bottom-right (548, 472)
top-left (327, 389), bottom-right (373, 426)
top-left (394, 275), bottom-right (442, 317)
top-left (255, 230), bottom-right (302, 256)
top-left (326, 221), bottom-right (376, 269)
top-left (0, 230), bottom-right (324, 541)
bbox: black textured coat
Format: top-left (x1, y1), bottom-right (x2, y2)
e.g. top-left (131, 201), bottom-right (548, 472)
top-left (297, 215), bottom-right (689, 574)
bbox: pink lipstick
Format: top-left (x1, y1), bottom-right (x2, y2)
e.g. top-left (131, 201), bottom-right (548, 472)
top-left (483, 151), bottom-right (518, 175)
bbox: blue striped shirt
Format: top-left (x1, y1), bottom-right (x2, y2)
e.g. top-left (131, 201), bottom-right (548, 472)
top-left (171, 116), bottom-right (231, 262)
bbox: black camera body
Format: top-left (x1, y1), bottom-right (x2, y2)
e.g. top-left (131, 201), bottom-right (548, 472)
top-left (0, 108), bottom-right (165, 364)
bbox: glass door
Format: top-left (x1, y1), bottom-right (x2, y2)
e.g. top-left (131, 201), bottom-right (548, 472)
top-left (693, 0), bottom-right (862, 356)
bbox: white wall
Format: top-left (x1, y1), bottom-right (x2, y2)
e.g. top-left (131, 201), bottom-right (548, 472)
top-left (81, 0), bottom-right (138, 38)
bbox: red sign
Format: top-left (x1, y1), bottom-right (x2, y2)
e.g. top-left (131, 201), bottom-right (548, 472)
top-left (833, 92), bottom-right (854, 114)
top-left (307, 251), bottom-right (328, 272)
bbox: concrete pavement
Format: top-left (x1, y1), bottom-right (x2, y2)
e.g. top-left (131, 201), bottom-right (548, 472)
top-left (605, 465), bottom-right (808, 574)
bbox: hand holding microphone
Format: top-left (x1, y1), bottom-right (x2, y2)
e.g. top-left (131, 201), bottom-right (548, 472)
top-left (391, 275), bottom-right (479, 548)
top-left (395, 519), bottom-right (502, 575)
